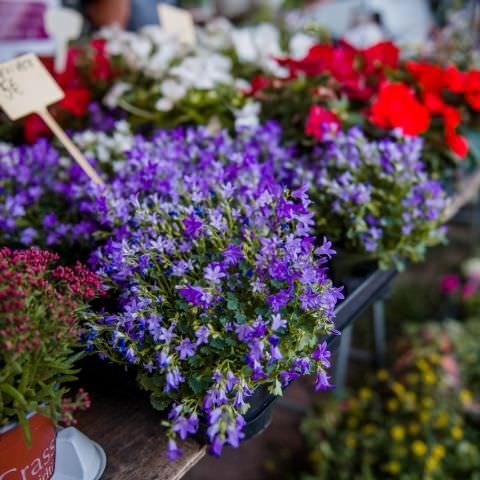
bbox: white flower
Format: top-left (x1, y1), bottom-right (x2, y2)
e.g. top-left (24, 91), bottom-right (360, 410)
top-left (161, 79), bottom-right (188, 101)
top-left (232, 23), bottom-right (287, 76)
top-left (73, 122), bottom-right (133, 166)
top-left (198, 18), bottom-right (234, 51)
top-left (140, 25), bottom-right (172, 47)
top-left (232, 29), bottom-right (257, 63)
top-left (155, 98), bottom-right (174, 112)
top-left (145, 45), bottom-right (179, 78)
top-left (463, 258), bottom-right (480, 281)
top-left (170, 52), bottom-right (232, 90)
top-left (289, 32), bottom-right (316, 59)
top-left (103, 81), bottom-right (131, 109)
top-left (234, 102), bottom-right (260, 130)
top-left (234, 78), bottom-right (250, 91)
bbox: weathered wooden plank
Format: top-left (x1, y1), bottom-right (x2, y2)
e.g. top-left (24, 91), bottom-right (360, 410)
top-left (76, 392), bottom-right (206, 480)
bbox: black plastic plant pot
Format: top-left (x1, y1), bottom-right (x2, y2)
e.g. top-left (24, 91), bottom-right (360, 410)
top-left (242, 385), bottom-right (277, 440)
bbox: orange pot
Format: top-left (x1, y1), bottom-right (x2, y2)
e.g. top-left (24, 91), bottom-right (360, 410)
top-left (0, 414), bottom-right (56, 480)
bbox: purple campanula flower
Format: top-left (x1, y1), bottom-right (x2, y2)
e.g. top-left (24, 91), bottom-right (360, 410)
top-left (315, 370), bottom-right (334, 391)
top-left (183, 213), bottom-right (203, 238)
top-left (315, 237), bottom-right (336, 258)
top-left (209, 436), bottom-right (224, 457)
top-left (312, 341), bottom-right (331, 368)
top-left (271, 314), bottom-right (287, 331)
top-left (172, 414), bottom-right (199, 440)
top-left (165, 366), bottom-right (185, 392)
top-left (167, 439), bottom-right (182, 461)
top-left (195, 325), bottom-right (210, 345)
top-left (20, 227), bottom-right (38, 245)
top-left (178, 285), bottom-right (212, 308)
top-left (204, 264), bottom-right (226, 284)
top-left (176, 338), bottom-right (196, 360)
top-left (223, 244), bottom-right (244, 266)
top-left (267, 289), bottom-right (291, 313)
top-left (158, 324), bottom-right (177, 344)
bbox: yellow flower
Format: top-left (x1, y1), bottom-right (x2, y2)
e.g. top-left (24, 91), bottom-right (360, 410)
top-left (392, 382), bottom-right (406, 397)
top-left (409, 422), bottom-right (421, 435)
top-left (460, 389), bottom-right (473, 404)
top-left (416, 359), bottom-right (429, 371)
top-left (421, 397), bottom-right (434, 409)
top-left (425, 456), bottom-right (439, 472)
top-left (404, 392), bottom-right (416, 406)
top-left (359, 387), bottom-right (372, 401)
top-left (387, 398), bottom-right (399, 412)
top-left (423, 371), bottom-right (437, 385)
top-left (451, 426), bottom-right (463, 440)
top-left (420, 410), bottom-right (431, 423)
top-left (429, 353), bottom-right (440, 364)
top-left (345, 434), bottom-right (356, 449)
top-left (385, 461), bottom-right (401, 475)
top-left (377, 369), bottom-right (389, 381)
top-left (390, 425), bottom-right (405, 441)
top-left (412, 440), bottom-right (427, 457)
top-left (432, 445), bottom-right (445, 459)
top-left (434, 412), bottom-right (449, 429)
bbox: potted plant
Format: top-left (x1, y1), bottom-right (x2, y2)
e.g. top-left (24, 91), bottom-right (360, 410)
top-left (304, 127), bottom-right (447, 269)
top-left (83, 124), bottom-right (344, 459)
top-left (0, 247), bottom-right (104, 479)
top-left (287, 346), bottom-right (480, 480)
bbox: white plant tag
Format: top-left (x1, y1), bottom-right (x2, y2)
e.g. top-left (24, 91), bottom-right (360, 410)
top-left (0, 53), bottom-right (103, 185)
top-left (44, 7), bottom-right (83, 73)
top-left (158, 4), bottom-right (196, 46)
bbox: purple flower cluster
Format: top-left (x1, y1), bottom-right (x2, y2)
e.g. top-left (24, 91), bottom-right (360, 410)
top-left (0, 139), bottom-right (99, 250)
top-left (86, 124), bottom-right (342, 458)
top-left (308, 127), bottom-right (447, 268)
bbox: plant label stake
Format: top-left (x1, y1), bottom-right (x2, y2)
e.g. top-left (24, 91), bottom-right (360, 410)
top-left (0, 53), bottom-right (104, 186)
top-left (158, 4), bottom-right (196, 47)
top-left (44, 7), bottom-right (83, 73)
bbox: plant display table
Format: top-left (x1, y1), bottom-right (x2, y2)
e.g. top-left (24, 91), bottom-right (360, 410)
top-left (76, 393), bottom-right (206, 480)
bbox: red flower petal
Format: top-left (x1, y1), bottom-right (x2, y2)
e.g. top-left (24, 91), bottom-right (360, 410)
top-left (305, 105), bottom-right (341, 140)
top-left (445, 65), bottom-right (466, 93)
top-left (445, 128), bottom-right (468, 158)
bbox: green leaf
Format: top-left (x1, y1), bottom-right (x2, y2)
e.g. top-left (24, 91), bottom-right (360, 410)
top-left (17, 410), bottom-right (32, 448)
top-left (0, 384), bottom-right (28, 406)
top-left (188, 375), bottom-right (209, 395)
top-left (150, 395), bottom-right (170, 412)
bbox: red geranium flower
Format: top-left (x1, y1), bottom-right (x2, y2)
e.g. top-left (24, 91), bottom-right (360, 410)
top-left (444, 65), bottom-right (466, 93)
top-left (406, 61), bottom-right (445, 93)
top-left (249, 75), bottom-right (271, 95)
top-left (422, 91), bottom-right (445, 114)
top-left (363, 41), bottom-right (399, 72)
top-left (89, 38), bottom-right (113, 81)
top-left (442, 105), bottom-right (462, 130)
top-left (59, 87), bottom-right (91, 117)
top-left (445, 128), bottom-right (468, 158)
top-left (305, 105), bottom-right (341, 140)
top-left (369, 82), bottom-right (430, 136)
top-left (24, 114), bottom-right (51, 144)
top-left (277, 40), bottom-right (397, 101)
top-left (465, 70), bottom-right (480, 111)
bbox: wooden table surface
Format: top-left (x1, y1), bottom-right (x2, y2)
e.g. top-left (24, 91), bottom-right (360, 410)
top-left (76, 391), bottom-right (206, 480)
